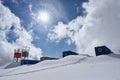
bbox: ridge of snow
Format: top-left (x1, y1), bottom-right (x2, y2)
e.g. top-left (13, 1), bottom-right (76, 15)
top-left (0, 54), bottom-right (120, 80)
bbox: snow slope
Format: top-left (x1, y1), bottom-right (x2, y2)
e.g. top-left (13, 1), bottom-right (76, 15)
top-left (0, 54), bottom-right (120, 80)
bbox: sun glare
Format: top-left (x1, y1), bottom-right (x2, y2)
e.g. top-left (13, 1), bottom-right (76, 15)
top-left (38, 11), bottom-right (50, 23)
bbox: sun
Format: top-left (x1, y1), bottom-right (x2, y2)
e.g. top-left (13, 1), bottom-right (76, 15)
top-left (37, 11), bottom-right (50, 23)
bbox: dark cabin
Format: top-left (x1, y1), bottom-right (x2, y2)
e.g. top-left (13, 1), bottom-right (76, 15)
top-left (95, 46), bottom-right (112, 56)
top-left (21, 60), bottom-right (40, 65)
top-left (63, 51), bottom-right (78, 57)
top-left (40, 57), bottom-right (59, 62)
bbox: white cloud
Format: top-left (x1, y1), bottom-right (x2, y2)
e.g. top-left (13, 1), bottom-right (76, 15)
top-left (0, 1), bottom-right (42, 65)
top-left (48, 0), bottom-right (120, 56)
top-left (48, 22), bottom-right (68, 42)
top-left (0, 41), bottom-right (14, 65)
top-left (0, 4), bottom-right (20, 30)
top-left (48, 16), bottom-right (83, 42)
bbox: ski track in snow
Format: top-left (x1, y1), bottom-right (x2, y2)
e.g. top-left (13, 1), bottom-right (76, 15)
top-left (0, 57), bottom-right (87, 77)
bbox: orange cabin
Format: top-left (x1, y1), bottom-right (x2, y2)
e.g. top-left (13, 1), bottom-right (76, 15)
top-left (14, 52), bottom-right (22, 58)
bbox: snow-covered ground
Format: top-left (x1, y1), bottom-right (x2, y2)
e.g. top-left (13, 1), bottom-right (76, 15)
top-left (0, 54), bottom-right (120, 80)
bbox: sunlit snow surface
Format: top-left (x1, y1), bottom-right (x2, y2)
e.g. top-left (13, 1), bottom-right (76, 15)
top-left (0, 54), bottom-right (120, 80)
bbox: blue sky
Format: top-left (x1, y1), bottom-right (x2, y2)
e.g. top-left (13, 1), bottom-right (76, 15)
top-left (0, 0), bottom-right (120, 65)
top-left (2, 0), bottom-right (88, 58)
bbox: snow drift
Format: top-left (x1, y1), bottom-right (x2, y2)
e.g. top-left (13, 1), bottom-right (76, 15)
top-left (0, 54), bottom-right (120, 80)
